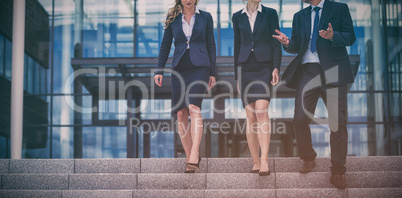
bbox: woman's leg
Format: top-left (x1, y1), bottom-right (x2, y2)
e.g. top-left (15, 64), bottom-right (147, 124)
top-left (177, 108), bottom-right (192, 163)
top-left (255, 99), bottom-right (271, 172)
top-left (188, 104), bottom-right (203, 164)
top-left (245, 103), bottom-right (261, 171)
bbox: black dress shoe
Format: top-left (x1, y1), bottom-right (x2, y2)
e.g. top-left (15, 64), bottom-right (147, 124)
top-left (330, 174), bottom-right (347, 189)
top-left (258, 170), bottom-right (270, 176)
top-left (299, 160), bottom-right (316, 173)
top-left (251, 169), bottom-right (260, 173)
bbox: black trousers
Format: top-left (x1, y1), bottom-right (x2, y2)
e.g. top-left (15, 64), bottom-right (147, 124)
top-left (294, 63), bottom-right (348, 175)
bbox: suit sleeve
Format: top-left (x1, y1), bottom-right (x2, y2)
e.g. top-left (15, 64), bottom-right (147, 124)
top-left (331, 4), bottom-right (356, 47)
top-left (206, 13), bottom-right (217, 77)
top-left (271, 10), bottom-right (282, 73)
top-left (283, 14), bottom-right (300, 54)
top-left (232, 14), bottom-right (240, 80)
top-left (156, 21), bottom-right (173, 76)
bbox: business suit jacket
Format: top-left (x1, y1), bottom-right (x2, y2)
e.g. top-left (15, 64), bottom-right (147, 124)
top-left (156, 10), bottom-right (216, 76)
top-left (232, 5), bottom-right (282, 80)
top-left (282, 0), bottom-right (356, 88)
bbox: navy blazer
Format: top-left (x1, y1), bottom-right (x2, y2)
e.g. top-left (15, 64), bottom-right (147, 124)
top-left (232, 5), bottom-right (282, 80)
top-left (282, 0), bottom-right (356, 88)
top-left (156, 10), bottom-right (216, 76)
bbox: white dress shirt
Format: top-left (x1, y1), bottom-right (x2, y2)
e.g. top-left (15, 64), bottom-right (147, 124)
top-left (302, 0), bottom-right (325, 64)
top-left (242, 2), bottom-right (262, 34)
top-left (182, 6), bottom-right (200, 49)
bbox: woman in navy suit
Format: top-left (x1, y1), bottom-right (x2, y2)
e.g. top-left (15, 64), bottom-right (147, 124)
top-left (154, 0), bottom-right (216, 173)
top-left (232, 0), bottom-right (281, 176)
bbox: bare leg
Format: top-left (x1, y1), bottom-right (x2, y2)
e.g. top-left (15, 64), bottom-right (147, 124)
top-left (245, 103), bottom-right (261, 171)
top-left (188, 104), bottom-right (203, 164)
top-left (177, 108), bottom-right (192, 163)
top-left (255, 99), bottom-right (271, 172)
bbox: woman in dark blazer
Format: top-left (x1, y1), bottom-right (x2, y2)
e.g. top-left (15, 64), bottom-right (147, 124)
top-left (154, 0), bottom-right (216, 173)
top-left (232, 0), bottom-right (281, 176)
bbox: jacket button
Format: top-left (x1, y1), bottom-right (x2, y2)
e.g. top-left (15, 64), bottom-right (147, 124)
top-left (251, 41), bottom-right (254, 45)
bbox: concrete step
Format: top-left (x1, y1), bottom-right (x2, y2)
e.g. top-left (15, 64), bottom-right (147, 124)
top-left (69, 174), bottom-right (137, 190)
top-left (133, 190), bottom-right (204, 198)
top-left (1, 189), bottom-right (401, 198)
top-left (0, 190), bottom-right (63, 198)
top-left (0, 157), bottom-right (401, 197)
top-left (1, 174), bottom-right (69, 190)
top-left (206, 173), bottom-right (275, 189)
top-left (274, 156), bottom-right (402, 173)
top-left (137, 173), bottom-right (205, 189)
top-left (2, 172), bottom-right (401, 190)
top-left (277, 171), bottom-right (402, 189)
top-left (1, 156), bottom-right (401, 174)
top-left (140, 158), bottom-right (207, 173)
top-left (207, 158), bottom-right (275, 173)
top-left (0, 190), bottom-right (204, 198)
top-left (347, 188), bottom-right (402, 198)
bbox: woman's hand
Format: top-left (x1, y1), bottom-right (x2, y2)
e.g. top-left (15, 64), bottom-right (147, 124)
top-left (271, 69), bottom-right (279, 85)
top-left (208, 76), bottom-right (216, 90)
top-left (237, 80), bottom-right (240, 94)
top-left (154, 74), bottom-right (163, 87)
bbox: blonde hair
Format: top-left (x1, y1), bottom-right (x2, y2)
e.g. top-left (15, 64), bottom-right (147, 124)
top-left (164, 0), bottom-right (199, 29)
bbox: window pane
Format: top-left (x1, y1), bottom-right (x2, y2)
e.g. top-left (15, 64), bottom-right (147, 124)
top-left (225, 98), bottom-right (246, 119)
top-left (52, 127), bottom-right (74, 159)
top-left (34, 62), bottom-right (40, 94)
top-left (150, 131), bottom-right (174, 158)
top-left (52, 0), bottom-right (76, 94)
top-left (0, 35), bottom-right (4, 77)
top-left (140, 99), bottom-right (171, 120)
top-left (99, 100), bottom-right (128, 120)
top-left (201, 99), bottom-right (214, 119)
top-left (83, 0), bottom-right (134, 57)
top-left (82, 127), bottom-right (127, 158)
top-left (136, 0), bottom-right (170, 57)
top-left (23, 127), bottom-right (50, 159)
top-left (4, 39), bottom-right (12, 80)
top-left (0, 135), bottom-right (8, 159)
top-left (27, 56), bottom-right (34, 94)
top-left (53, 96), bottom-right (74, 125)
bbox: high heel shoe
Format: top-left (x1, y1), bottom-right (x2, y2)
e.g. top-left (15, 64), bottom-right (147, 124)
top-left (185, 156), bottom-right (201, 173)
top-left (251, 169), bottom-right (260, 173)
top-left (258, 170), bottom-right (270, 176)
top-left (184, 169), bottom-right (195, 173)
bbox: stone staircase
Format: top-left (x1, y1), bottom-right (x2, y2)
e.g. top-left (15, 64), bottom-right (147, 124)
top-left (0, 156), bottom-right (401, 197)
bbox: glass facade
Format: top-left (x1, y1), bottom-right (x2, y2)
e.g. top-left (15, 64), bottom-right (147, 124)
top-left (0, 0), bottom-right (401, 159)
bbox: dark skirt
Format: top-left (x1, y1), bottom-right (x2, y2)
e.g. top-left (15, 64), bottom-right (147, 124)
top-left (239, 52), bottom-right (273, 108)
top-left (171, 49), bottom-right (209, 115)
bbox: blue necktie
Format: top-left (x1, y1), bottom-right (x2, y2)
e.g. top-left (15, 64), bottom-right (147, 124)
top-left (310, 7), bottom-right (321, 53)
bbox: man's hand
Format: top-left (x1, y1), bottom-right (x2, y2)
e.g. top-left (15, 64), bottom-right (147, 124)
top-left (154, 74), bottom-right (163, 87)
top-left (272, 29), bottom-right (290, 46)
top-left (319, 23), bottom-right (334, 40)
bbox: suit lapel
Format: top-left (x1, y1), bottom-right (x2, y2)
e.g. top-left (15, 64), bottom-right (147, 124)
top-left (241, 13), bottom-right (253, 39)
top-left (304, 7), bottom-right (311, 41)
top-left (318, 0), bottom-right (332, 31)
top-left (190, 12), bottom-right (200, 41)
top-left (177, 13), bottom-right (187, 39)
top-left (253, 9), bottom-right (263, 36)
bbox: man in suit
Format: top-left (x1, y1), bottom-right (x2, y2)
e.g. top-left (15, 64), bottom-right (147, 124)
top-left (273, 0), bottom-right (356, 189)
